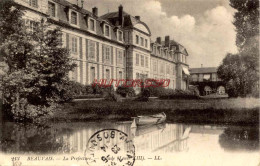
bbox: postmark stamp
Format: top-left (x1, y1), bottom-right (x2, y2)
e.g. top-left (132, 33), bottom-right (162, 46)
top-left (85, 129), bottom-right (135, 166)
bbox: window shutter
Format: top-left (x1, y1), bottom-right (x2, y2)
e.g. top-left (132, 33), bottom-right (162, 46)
top-left (85, 39), bottom-right (88, 60)
top-left (111, 46), bottom-right (113, 65)
top-left (102, 44), bottom-right (105, 63)
top-left (115, 48), bottom-right (117, 66)
top-left (96, 42), bottom-right (99, 62)
top-left (80, 61), bottom-right (83, 83)
top-left (66, 33), bottom-right (69, 49)
top-left (73, 60), bottom-right (78, 81)
top-left (79, 37), bottom-right (82, 59)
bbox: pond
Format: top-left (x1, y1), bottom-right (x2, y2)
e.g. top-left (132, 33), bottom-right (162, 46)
top-left (0, 121), bottom-right (259, 166)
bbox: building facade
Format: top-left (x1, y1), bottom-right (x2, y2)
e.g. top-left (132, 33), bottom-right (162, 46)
top-left (13, 0), bottom-right (190, 90)
top-left (189, 67), bottom-right (226, 95)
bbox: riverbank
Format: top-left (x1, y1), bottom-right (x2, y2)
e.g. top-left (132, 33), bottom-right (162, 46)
top-left (52, 98), bottom-right (259, 125)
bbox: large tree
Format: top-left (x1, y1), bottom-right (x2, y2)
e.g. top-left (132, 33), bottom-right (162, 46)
top-left (217, 0), bottom-right (259, 97)
top-left (0, 0), bottom-right (75, 122)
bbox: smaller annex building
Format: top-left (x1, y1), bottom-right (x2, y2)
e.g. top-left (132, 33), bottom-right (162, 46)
top-left (189, 67), bottom-right (226, 96)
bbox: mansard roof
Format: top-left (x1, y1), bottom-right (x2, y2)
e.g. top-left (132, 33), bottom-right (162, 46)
top-left (190, 67), bottom-right (217, 74)
top-left (100, 11), bottom-right (151, 36)
top-left (152, 40), bottom-right (189, 56)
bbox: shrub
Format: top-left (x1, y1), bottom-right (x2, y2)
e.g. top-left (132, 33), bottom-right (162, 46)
top-left (92, 84), bottom-right (114, 95)
top-left (60, 81), bottom-right (87, 102)
top-left (5, 97), bottom-right (56, 123)
top-left (135, 88), bottom-right (151, 102)
top-left (116, 86), bottom-right (136, 97)
top-left (104, 91), bottom-right (123, 102)
top-left (143, 79), bottom-right (166, 97)
top-left (159, 89), bottom-right (199, 99)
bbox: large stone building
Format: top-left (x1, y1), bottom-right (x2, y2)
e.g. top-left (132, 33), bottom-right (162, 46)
top-left (13, 0), bottom-right (190, 90)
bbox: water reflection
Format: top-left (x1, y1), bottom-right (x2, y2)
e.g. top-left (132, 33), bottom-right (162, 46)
top-left (0, 122), bottom-right (73, 154)
top-left (0, 122), bottom-right (258, 154)
top-left (219, 126), bottom-right (259, 151)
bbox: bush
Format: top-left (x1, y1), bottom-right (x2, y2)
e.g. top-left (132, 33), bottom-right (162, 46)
top-left (135, 88), bottom-right (151, 102)
top-left (5, 97), bottom-right (56, 123)
top-left (60, 82), bottom-right (115, 101)
top-left (104, 91), bottom-right (122, 102)
top-left (159, 89), bottom-right (199, 99)
top-left (143, 79), bottom-right (166, 97)
top-left (92, 84), bottom-right (114, 95)
top-left (116, 86), bottom-right (136, 97)
top-left (60, 81), bottom-right (87, 102)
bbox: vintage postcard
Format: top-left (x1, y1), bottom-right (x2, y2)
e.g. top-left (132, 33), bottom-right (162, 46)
top-left (0, 0), bottom-right (259, 166)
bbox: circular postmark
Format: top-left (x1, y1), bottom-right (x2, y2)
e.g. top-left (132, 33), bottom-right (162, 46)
top-left (85, 129), bottom-right (135, 166)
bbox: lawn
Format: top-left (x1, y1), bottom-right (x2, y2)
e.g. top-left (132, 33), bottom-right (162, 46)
top-left (53, 97), bottom-right (259, 125)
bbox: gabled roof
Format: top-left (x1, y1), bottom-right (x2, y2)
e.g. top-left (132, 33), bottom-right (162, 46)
top-left (189, 67), bottom-right (217, 74)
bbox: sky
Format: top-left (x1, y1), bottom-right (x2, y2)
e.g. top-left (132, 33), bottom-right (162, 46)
top-left (68, 0), bottom-right (238, 68)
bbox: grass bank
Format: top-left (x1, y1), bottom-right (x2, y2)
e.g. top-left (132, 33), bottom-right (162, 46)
top-left (53, 98), bottom-right (259, 125)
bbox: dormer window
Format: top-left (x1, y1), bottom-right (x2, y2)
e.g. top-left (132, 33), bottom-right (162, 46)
top-left (48, 1), bottom-right (56, 17)
top-left (153, 46), bottom-right (156, 54)
top-left (104, 25), bottom-right (110, 37)
top-left (118, 30), bottom-right (123, 41)
top-left (136, 35), bottom-right (139, 44)
top-left (71, 11), bottom-right (78, 25)
top-left (145, 39), bottom-right (148, 48)
top-left (29, 0), bottom-right (38, 8)
top-left (140, 37), bottom-right (144, 46)
top-left (89, 18), bottom-right (95, 31)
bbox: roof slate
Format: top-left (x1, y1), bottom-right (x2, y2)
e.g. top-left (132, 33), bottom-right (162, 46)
top-left (189, 67), bottom-right (217, 74)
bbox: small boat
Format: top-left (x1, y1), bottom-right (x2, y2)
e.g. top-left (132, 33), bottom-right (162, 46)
top-left (131, 112), bottom-right (166, 128)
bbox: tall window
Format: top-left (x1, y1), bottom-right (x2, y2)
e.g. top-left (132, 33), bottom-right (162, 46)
top-left (71, 37), bottom-right (77, 53)
top-left (71, 11), bottom-right (77, 25)
top-left (29, 0), bottom-right (38, 8)
top-left (88, 40), bottom-right (96, 60)
top-left (118, 50), bottom-right (123, 64)
top-left (106, 69), bottom-right (110, 80)
top-left (145, 39), bottom-right (148, 48)
top-left (141, 55), bottom-right (144, 67)
top-left (27, 20), bottom-right (38, 32)
top-left (118, 30), bottom-right (123, 41)
top-left (48, 2), bottom-right (55, 17)
top-left (105, 25), bottom-right (110, 37)
top-left (145, 57), bottom-right (148, 68)
top-left (90, 67), bottom-right (95, 83)
top-left (153, 61), bottom-right (157, 72)
top-left (119, 71), bottom-right (123, 80)
top-left (89, 19), bottom-right (95, 31)
top-left (166, 65), bottom-right (170, 74)
top-left (160, 63), bottom-right (164, 73)
top-left (136, 73), bottom-right (139, 79)
top-left (105, 46), bottom-right (110, 61)
top-left (136, 54), bottom-right (139, 66)
top-left (140, 37), bottom-right (144, 46)
top-left (136, 35), bottom-right (139, 44)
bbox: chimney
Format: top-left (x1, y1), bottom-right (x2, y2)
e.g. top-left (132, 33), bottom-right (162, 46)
top-left (135, 16), bottom-right (140, 21)
top-left (156, 37), bottom-right (161, 44)
top-left (201, 64), bottom-right (203, 68)
top-left (81, 0), bottom-right (84, 8)
top-left (118, 5), bottom-right (123, 26)
top-left (165, 36), bottom-right (170, 47)
top-left (92, 7), bottom-right (98, 16)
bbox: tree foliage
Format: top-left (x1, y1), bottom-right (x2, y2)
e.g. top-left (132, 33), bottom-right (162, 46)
top-left (218, 0), bottom-right (259, 97)
top-left (0, 0), bottom-right (75, 122)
